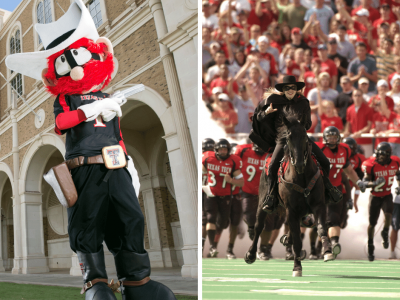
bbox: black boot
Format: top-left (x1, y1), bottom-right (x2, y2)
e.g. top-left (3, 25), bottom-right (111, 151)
top-left (322, 175), bottom-right (343, 203)
top-left (77, 249), bottom-right (117, 300)
top-left (266, 244), bottom-right (273, 259)
top-left (381, 229), bottom-right (389, 249)
top-left (114, 249), bottom-right (176, 300)
top-left (368, 243), bottom-right (375, 262)
top-left (285, 246), bottom-right (294, 260)
top-left (262, 177), bottom-right (278, 213)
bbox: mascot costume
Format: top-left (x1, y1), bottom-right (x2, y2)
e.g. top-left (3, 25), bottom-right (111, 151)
top-left (5, 1), bottom-right (176, 299)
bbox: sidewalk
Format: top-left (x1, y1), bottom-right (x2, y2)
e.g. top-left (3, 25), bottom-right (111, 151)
top-left (0, 268), bottom-right (197, 296)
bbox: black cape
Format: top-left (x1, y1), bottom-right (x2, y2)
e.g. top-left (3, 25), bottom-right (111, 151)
top-left (249, 93), bottom-right (312, 152)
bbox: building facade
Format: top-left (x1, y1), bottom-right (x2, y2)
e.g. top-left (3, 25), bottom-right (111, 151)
top-left (0, 0), bottom-right (197, 278)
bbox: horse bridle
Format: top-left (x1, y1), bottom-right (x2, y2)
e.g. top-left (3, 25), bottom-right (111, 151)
top-left (287, 133), bottom-right (309, 169)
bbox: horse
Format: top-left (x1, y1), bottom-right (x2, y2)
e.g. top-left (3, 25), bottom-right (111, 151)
top-left (244, 110), bottom-right (335, 277)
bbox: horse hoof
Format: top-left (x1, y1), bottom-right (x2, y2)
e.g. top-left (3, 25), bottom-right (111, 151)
top-left (292, 270), bottom-right (302, 277)
top-left (280, 235), bottom-right (289, 246)
top-left (324, 253), bottom-right (335, 262)
top-left (298, 250), bottom-right (307, 261)
top-left (244, 252), bottom-right (256, 264)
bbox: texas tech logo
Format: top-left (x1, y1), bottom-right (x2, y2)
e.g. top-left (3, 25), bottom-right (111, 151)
top-left (107, 148), bottom-right (121, 166)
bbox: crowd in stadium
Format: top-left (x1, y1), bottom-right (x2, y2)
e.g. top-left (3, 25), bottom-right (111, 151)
top-left (201, 0), bottom-right (400, 262)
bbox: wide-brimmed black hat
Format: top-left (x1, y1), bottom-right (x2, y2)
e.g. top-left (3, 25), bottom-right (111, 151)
top-left (275, 75), bottom-right (305, 92)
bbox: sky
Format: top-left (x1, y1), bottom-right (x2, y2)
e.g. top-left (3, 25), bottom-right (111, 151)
top-left (0, 0), bottom-right (23, 12)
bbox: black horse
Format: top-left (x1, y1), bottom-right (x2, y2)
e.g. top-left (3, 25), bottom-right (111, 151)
top-left (245, 110), bottom-right (335, 277)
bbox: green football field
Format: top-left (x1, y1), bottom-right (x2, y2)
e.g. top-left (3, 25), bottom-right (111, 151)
top-left (202, 258), bottom-right (400, 300)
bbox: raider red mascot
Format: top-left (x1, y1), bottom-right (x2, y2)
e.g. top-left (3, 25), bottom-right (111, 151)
top-left (5, 1), bottom-right (176, 300)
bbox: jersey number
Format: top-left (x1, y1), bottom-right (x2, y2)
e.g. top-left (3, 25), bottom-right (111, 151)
top-left (94, 116), bottom-right (106, 127)
top-left (330, 164), bottom-right (343, 179)
top-left (246, 165), bottom-right (263, 182)
top-left (209, 171), bottom-right (236, 190)
top-left (374, 177), bottom-right (394, 192)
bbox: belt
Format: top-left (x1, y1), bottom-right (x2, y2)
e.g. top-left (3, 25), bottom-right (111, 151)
top-left (81, 278), bottom-right (109, 294)
top-left (65, 155), bottom-right (104, 170)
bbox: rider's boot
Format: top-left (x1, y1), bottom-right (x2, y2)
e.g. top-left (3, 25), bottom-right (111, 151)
top-left (77, 249), bottom-right (117, 300)
top-left (262, 177), bottom-right (278, 213)
top-left (322, 175), bottom-right (343, 203)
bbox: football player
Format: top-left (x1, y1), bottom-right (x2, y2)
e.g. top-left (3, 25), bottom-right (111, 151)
top-left (202, 138), bottom-right (215, 254)
top-left (316, 126), bottom-right (365, 258)
top-left (342, 137), bottom-right (366, 213)
top-left (359, 142), bottom-right (400, 261)
top-left (234, 143), bottom-right (272, 259)
top-left (202, 139), bottom-right (244, 258)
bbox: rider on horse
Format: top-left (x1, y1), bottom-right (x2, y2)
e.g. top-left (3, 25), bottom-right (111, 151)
top-left (250, 76), bottom-right (343, 213)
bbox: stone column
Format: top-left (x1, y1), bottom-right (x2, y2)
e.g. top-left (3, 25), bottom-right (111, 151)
top-left (10, 97), bottom-right (22, 274)
top-left (141, 187), bottom-right (164, 268)
top-left (149, 0), bottom-right (198, 278)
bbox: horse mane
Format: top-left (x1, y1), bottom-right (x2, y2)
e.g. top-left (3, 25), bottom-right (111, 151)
top-left (276, 108), bottom-right (303, 141)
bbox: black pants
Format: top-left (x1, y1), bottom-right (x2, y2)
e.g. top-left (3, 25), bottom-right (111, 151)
top-left (204, 195), bottom-right (232, 229)
top-left (369, 194), bottom-right (393, 227)
top-left (230, 194), bottom-right (242, 226)
top-left (267, 138), bottom-right (330, 183)
top-left (68, 164), bottom-right (145, 255)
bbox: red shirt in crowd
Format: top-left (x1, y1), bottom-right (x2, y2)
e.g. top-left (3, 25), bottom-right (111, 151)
top-left (388, 113), bottom-right (400, 144)
top-left (368, 95), bottom-right (395, 111)
top-left (320, 59), bottom-right (338, 78)
top-left (210, 77), bottom-right (239, 94)
top-left (371, 111), bottom-right (397, 144)
top-left (247, 9), bottom-right (278, 33)
top-left (260, 52), bottom-right (279, 76)
top-left (304, 35), bottom-right (319, 57)
top-left (347, 21), bottom-right (371, 52)
top-left (234, 144), bottom-right (267, 195)
top-left (286, 61), bottom-right (302, 79)
top-left (321, 114), bottom-right (343, 133)
top-left (362, 156), bottom-right (400, 197)
top-left (211, 109), bottom-right (238, 134)
top-left (202, 152), bottom-right (242, 196)
top-left (346, 101), bottom-right (375, 144)
top-left (303, 71), bottom-right (316, 97)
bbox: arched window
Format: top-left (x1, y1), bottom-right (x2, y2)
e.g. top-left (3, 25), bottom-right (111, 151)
top-left (36, 0), bottom-right (53, 45)
top-left (87, 0), bottom-right (103, 28)
top-left (9, 29), bottom-right (23, 100)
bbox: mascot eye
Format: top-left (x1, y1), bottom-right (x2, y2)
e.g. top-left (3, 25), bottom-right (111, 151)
top-left (72, 47), bottom-right (92, 66)
top-left (55, 55), bottom-right (71, 76)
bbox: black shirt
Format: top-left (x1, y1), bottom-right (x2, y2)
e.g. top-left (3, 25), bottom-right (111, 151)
top-left (250, 93), bottom-right (312, 152)
top-left (333, 90), bottom-right (353, 125)
top-left (328, 52), bottom-right (348, 80)
top-left (54, 91), bottom-right (122, 160)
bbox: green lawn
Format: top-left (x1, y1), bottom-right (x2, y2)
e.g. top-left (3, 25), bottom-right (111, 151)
top-left (203, 258), bottom-right (400, 300)
top-left (0, 282), bottom-right (197, 300)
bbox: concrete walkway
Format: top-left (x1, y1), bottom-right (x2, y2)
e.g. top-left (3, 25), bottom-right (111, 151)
top-left (0, 268), bottom-right (198, 296)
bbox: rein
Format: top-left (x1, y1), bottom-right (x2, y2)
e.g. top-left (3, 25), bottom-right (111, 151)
top-left (279, 140), bottom-right (321, 198)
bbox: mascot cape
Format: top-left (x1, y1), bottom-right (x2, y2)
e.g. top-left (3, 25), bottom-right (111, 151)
top-left (5, 1), bottom-right (176, 300)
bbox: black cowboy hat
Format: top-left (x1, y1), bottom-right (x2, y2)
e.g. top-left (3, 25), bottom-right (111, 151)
top-left (275, 75), bottom-right (305, 92)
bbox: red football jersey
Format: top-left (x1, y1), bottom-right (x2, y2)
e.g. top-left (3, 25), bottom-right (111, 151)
top-left (362, 156), bottom-right (400, 197)
top-left (350, 153), bottom-right (366, 170)
top-left (234, 144), bottom-right (267, 195)
top-left (202, 151), bottom-right (214, 186)
top-left (202, 152), bottom-right (242, 196)
top-left (316, 142), bottom-right (351, 188)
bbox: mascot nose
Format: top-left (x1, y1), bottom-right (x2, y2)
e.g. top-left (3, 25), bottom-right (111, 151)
top-left (70, 66), bottom-right (84, 81)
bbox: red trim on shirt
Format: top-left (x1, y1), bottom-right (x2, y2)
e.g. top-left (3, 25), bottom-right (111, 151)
top-left (55, 109), bottom-right (87, 130)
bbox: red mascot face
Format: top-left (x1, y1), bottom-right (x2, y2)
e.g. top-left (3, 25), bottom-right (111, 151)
top-left (42, 37), bottom-right (114, 96)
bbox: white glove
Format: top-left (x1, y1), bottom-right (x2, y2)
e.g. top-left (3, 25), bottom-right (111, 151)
top-left (100, 93), bottom-right (127, 122)
top-left (127, 155), bottom-right (140, 198)
top-left (78, 98), bottom-right (122, 122)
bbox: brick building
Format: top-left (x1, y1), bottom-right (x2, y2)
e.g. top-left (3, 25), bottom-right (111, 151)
top-left (0, 0), bottom-right (197, 278)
